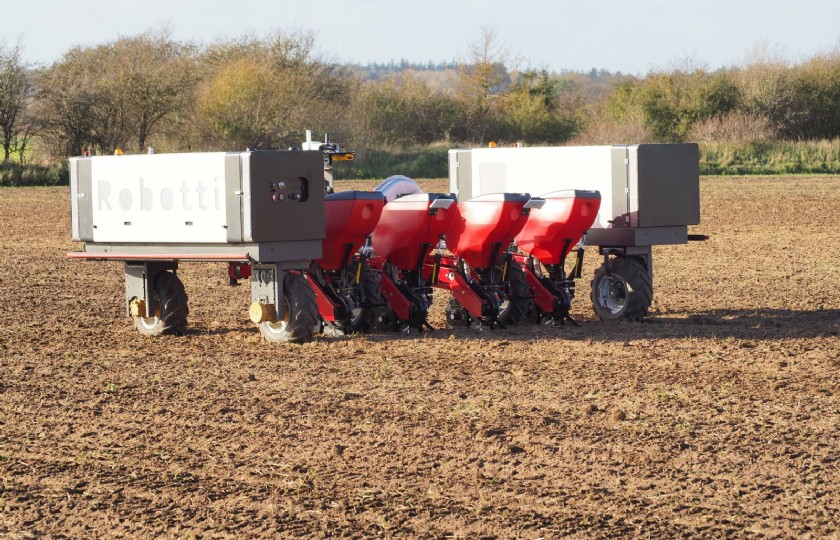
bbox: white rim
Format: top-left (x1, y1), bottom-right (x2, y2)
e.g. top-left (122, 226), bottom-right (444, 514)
top-left (135, 297), bottom-right (161, 329)
top-left (263, 320), bottom-right (289, 334)
top-left (597, 275), bottom-right (627, 315)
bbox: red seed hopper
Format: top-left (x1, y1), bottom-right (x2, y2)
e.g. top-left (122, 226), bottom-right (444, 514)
top-left (305, 190), bottom-right (386, 335)
top-left (369, 192), bottom-right (458, 330)
top-left (432, 193), bottom-right (535, 328)
top-left (515, 190), bottom-right (601, 265)
top-left (445, 193), bottom-right (532, 269)
top-left (317, 190), bottom-right (386, 271)
top-left (372, 193), bottom-right (458, 271)
top-left (513, 190), bottom-right (602, 325)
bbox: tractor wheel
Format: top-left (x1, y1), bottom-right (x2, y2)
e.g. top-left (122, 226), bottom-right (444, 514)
top-left (497, 260), bottom-right (530, 326)
top-left (133, 270), bottom-right (188, 336)
top-left (258, 273), bottom-right (318, 343)
top-left (590, 257), bottom-right (652, 321)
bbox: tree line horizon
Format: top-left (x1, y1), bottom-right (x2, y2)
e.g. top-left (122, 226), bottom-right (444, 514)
top-left (2, 28), bottom-right (840, 169)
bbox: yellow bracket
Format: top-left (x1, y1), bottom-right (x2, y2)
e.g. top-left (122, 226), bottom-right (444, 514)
top-left (249, 302), bottom-right (276, 324)
top-left (129, 299), bottom-right (146, 317)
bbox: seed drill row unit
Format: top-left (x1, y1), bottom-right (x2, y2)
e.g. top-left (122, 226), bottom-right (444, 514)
top-left (68, 143), bottom-right (700, 343)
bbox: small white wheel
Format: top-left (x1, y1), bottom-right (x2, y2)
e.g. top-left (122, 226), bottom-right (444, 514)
top-left (133, 271), bottom-right (188, 336)
top-left (258, 273), bottom-right (318, 343)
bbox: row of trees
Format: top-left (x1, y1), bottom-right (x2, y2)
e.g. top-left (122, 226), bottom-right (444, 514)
top-left (588, 54), bottom-right (840, 144)
top-left (3, 29), bottom-right (840, 166)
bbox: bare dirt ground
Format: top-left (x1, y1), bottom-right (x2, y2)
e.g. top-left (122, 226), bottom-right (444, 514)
top-left (1, 176), bottom-right (838, 539)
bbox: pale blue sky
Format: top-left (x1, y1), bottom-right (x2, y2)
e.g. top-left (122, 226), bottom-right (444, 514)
top-left (2, 0), bottom-right (838, 73)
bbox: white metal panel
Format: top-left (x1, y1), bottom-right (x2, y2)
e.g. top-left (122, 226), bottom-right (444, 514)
top-left (89, 153), bottom-right (231, 243)
top-left (628, 145), bottom-right (640, 227)
top-left (70, 158), bottom-right (80, 241)
top-left (241, 152), bottom-right (253, 242)
top-left (450, 146), bottom-right (617, 229)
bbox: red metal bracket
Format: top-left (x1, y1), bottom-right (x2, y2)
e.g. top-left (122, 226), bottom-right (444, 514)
top-left (523, 268), bottom-right (555, 315)
top-left (379, 273), bottom-right (411, 321)
top-left (303, 273), bottom-right (338, 322)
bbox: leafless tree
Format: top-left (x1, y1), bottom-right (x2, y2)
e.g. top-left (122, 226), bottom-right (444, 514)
top-left (113, 30), bottom-right (198, 152)
top-left (0, 41), bottom-right (35, 163)
top-left (455, 27), bottom-right (514, 142)
top-left (35, 30), bottom-right (199, 157)
top-left (34, 45), bottom-right (119, 157)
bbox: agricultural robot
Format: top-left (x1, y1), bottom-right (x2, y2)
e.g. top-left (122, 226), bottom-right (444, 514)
top-left (68, 135), bottom-right (700, 342)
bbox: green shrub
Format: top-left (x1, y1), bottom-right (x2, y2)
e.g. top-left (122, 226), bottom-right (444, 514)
top-left (333, 146), bottom-right (449, 180)
top-left (700, 139), bottom-right (840, 175)
top-left (607, 69), bottom-right (738, 143)
top-left (0, 163), bottom-right (69, 186)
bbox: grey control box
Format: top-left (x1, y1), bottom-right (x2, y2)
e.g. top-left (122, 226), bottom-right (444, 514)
top-left (70, 150), bottom-right (325, 262)
top-left (449, 143), bottom-right (700, 247)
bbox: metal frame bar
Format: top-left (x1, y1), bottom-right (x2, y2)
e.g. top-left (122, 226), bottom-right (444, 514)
top-left (69, 252), bottom-right (251, 262)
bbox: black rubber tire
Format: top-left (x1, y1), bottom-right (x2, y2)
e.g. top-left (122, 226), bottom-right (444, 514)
top-left (356, 265), bottom-right (385, 332)
top-left (133, 270), bottom-right (188, 336)
top-left (497, 260), bottom-right (530, 326)
top-left (590, 257), bottom-right (652, 321)
top-left (367, 267), bottom-right (398, 332)
top-left (258, 273), bottom-right (318, 343)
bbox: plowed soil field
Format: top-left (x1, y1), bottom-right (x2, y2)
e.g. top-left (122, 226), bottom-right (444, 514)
top-left (1, 176), bottom-right (838, 539)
